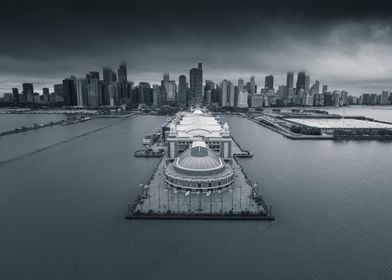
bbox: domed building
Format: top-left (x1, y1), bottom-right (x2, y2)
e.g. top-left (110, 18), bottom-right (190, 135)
top-left (164, 141), bottom-right (234, 193)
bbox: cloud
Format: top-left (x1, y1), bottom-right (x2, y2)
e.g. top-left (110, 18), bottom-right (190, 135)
top-left (1, 0), bottom-right (392, 95)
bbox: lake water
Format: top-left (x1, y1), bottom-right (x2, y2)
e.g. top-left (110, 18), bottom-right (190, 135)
top-left (0, 114), bottom-right (69, 133)
top-left (0, 107), bottom-right (391, 279)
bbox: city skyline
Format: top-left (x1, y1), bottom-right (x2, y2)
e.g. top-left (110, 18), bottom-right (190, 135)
top-left (1, 0), bottom-right (392, 96)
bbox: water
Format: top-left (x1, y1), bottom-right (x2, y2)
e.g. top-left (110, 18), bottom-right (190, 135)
top-left (0, 108), bottom-right (391, 279)
top-left (0, 114), bottom-right (69, 133)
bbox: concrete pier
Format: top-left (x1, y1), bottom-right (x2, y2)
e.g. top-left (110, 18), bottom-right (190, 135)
top-left (128, 137), bottom-right (274, 221)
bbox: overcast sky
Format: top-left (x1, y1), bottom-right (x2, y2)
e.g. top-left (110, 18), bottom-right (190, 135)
top-left (1, 0), bottom-right (392, 96)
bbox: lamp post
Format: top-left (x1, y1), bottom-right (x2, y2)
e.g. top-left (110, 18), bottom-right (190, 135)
top-left (167, 189), bottom-right (170, 211)
top-left (231, 187), bottom-right (234, 210)
top-left (239, 185), bottom-right (242, 210)
top-left (220, 190), bottom-right (223, 213)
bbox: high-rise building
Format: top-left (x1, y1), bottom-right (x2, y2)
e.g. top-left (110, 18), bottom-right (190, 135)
top-left (189, 63), bottom-right (203, 100)
top-left (166, 80), bottom-right (177, 103)
top-left (42, 88), bottom-right (50, 95)
top-left (250, 76), bottom-right (256, 94)
top-left (322, 84), bottom-right (328, 93)
top-left (310, 81), bottom-right (320, 95)
top-left (103, 67), bottom-right (114, 85)
top-left (76, 78), bottom-right (88, 106)
top-left (178, 75), bottom-right (187, 106)
top-left (63, 79), bottom-right (77, 106)
top-left (12, 88), bottom-right (19, 103)
top-left (22, 83), bottom-right (33, 96)
top-left (22, 83), bottom-right (34, 103)
top-left (117, 62), bottom-right (127, 83)
top-left (340, 90), bottom-right (348, 106)
top-left (238, 78), bottom-right (244, 92)
top-left (87, 78), bottom-right (100, 107)
top-left (138, 82), bottom-right (152, 105)
top-left (296, 72), bottom-right (306, 94)
top-left (250, 94), bottom-right (263, 108)
top-left (278, 85), bottom-right (288, 99)
top-left (361, 93), bottom-right (370, 105)
top-left (103, 67), bottom-right (115, 105)
top-left (305, 75), bottom-right (310, 92)
top-left (265, 75), bottom-right (274, 90)
top-left (286, 72), bottom-right (294, 89)
top-left (237, 90), bottom-right (248, 108)
top-left (369, 93), bottom-right (378, 105)
top-left (54, 84), bottom-right (63, 97)
top-left (332, 91), bottom-right (341, 106)
top-left (220, 80), bottom-right (235, 107)
top-left (380, 91), bottom-right (389, 105)
top-left (153, 84), bottom-right (161, 107)
top-left (163, 73), bottom-right (170, 82)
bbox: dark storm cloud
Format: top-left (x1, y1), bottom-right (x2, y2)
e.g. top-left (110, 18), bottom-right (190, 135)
top-left (1, 0), bottom-right (392, 94)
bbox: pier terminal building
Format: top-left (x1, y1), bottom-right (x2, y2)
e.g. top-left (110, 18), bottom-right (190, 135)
top-left (164, 109), bottom-right (234, 193)
top-left (166, 109), bottom-right (232, 159)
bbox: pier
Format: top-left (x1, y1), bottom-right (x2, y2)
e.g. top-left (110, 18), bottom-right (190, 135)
top-left (128, 136), bottom-right (273, 221)
top-left (127, 109), bottom-right (274, 221)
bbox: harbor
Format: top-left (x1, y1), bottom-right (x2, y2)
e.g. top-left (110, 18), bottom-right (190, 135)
top-left (128, 109), bottom-right (273, 220)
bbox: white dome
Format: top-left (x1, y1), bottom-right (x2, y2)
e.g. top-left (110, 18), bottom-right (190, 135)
top-left (174, 144), bottom-right (223, 173)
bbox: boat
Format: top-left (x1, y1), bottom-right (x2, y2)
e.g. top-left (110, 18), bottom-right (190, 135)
top-left (134, 148), bottom-right (165, 158)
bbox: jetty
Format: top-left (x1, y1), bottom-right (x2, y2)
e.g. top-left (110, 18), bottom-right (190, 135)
top-left (127, 109), bottom-right (274, 221)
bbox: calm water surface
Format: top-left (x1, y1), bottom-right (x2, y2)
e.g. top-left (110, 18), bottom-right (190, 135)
top-left (0, 108), bottom-right (391, 280)
top-left (0, 114), bottom-right (69, 133)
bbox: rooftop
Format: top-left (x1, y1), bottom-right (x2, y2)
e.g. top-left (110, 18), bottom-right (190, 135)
top-left (175, 144), bottom-right (223, 172)
top-left (174, 111), bottom-right (224, 138)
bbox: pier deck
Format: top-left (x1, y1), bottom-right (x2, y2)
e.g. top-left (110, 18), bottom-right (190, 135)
top-left (128, 137), bottom-right (273, 220)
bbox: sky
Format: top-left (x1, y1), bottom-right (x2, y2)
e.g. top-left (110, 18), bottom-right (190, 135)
top-left (1, 0), bottom-right (392, 96)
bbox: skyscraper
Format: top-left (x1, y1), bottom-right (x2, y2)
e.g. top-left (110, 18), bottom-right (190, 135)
top-left (238, 78), bottom-right (244, 92)
top-left (153, 84), bottom-right (160, 107)
top-left (286, 72), bottom-right (294, 89)
top-left (63, 79), bottom-right (77, 106)
top-left (178, 75), bottom-right (187, 106)
top-left (12, 88), bottom-right (19, 103)
top-left (296, 72), bottom-right (306, 94)
top-left (22, 83), bottom-right (33, 96)
top-left (381, 91), bottom-right (389, 105)
top-left (322, 84), bottom-right (328, 93)
top-left (116, 63), bottom-right (128, 104)
top-left (220, 80), bottom-right (235, 107)
top-left (117, 62), bottom-right (127, 83)
top-left (54, 84), bottom-right (63, 98)
top-left (190, 63), bottom-right (203, 100)
top-left (161, 73), bottom-right (170, 105)
top-left (103, 67), bottom-right (114, 85)
top-left (166, 80), bottom-right (176, 103)
top-left (310, 81), bottom-right (320, 95)
top-left (22, 83), bottom-right (34, 103)
top-left (305, 75), bottom-right (310, 92)
top-left (85, 71), bottom-right (101, 106)
top-left (265, 75), bottom-right (274, 90)
top-left (76, 78), bottom-right (88, 106)
top-left (250, 76), bottom-right (256, 94)
top-left (237, 90), bottom-right (248, 108)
